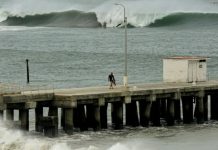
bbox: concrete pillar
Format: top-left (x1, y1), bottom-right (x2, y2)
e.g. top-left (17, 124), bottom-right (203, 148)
top-left (111, 102), bottom-right (123, 129)
top-left (86, 104), bottom-right (101, 131)
top-left (73, 108), bottom-right (79, 128)
top-left (126, 101), bottom-right (139, 127)
top-left (64, 108), bottom-right (74, 134)
top-left (0, 110), bottom-right (3, 120)
top-left (203, 96), bottom-right (208, 121)
top-left (167, 99), bottom-right (175, 126)
top-left (35, 106), bottom-right (43, 132)
top-left (160, 99), bottom-right (167, 118)
top-left (139, 101), bottom-right (152, 127)
top-left (48, 106), bottom-right (58, 117)
top-left (20, 109), bottom-right (29, 131)
top-left (210, 94), bottom-right (218, 120)
top-left (86, 104), bottom-right (94, 128)
top-left (100, 103), bottom-right (108, 129)
top-left (150, 100), bottom-right (161, 126)
top-left (41, 116), bottom-right (58, 138)
top-left (182, 96), bottom-right (193, 124)
top-left (61, 108), bottom-right (65, 129)
top-left (174, 100), bottom-right (181, 122)
top-left (93, 105), bottom-right (101, 131)
top-left (195, 96), bottom-right (204, 124)
top-left (6, 109), bottom-right (14, 121)
top-left (77, 105), bottom-right (88, 131)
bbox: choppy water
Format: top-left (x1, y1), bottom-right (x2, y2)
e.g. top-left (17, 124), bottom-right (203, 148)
top-left (1, 0), bottom-right (218, 150)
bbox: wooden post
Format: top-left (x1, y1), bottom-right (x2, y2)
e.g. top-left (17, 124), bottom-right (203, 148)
top-left (26, 59), bottom-right (30, 84)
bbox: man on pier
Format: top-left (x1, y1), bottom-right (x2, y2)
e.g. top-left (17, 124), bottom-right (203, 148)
top-left (108, 72), bottom-right (116, 89)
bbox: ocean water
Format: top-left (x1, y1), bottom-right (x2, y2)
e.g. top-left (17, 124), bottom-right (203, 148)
top-left (1, 0), bottom-right (218, 150)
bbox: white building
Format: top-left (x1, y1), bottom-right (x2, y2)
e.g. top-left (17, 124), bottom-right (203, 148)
top-left (163, 56), bottom-right (208, 83)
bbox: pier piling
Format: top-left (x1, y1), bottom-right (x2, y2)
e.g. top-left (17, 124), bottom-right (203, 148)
top-left (139, 101), bottom-right (152, 127)
top-left (182, 96), bottom-right (194, 124)
top-left (167, 99), bottom-right (175, 126)
top-left (64, 108), bottom-right (74, 134)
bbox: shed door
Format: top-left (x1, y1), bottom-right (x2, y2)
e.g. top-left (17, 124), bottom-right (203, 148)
top-left (188, 60), bottom-right (197, 83)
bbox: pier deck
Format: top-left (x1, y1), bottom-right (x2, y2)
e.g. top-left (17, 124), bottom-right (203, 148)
top-left (1, 80), bottom-right (218, 137)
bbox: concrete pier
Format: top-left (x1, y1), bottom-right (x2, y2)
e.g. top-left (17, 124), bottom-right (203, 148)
top-left (2, 81), bottom-right (218, 137)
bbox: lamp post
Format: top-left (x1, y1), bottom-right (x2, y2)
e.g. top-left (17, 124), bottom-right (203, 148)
top-left (115, 3), bottom-right (128, 87)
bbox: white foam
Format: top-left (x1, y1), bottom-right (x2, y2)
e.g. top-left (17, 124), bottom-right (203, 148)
top-left (0, 122), bottom-right (71, 150)
top-left (92, 0), bottom-right (218, 27)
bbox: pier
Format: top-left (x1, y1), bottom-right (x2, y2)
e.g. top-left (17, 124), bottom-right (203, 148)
top-left (1, 81), bottom-right (218, 137)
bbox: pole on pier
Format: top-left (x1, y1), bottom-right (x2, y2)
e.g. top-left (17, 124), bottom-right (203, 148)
top-left (26, 59), bottom-right (30, 84)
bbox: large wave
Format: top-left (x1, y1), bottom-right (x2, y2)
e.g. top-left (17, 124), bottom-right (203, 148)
top-left (1, 0), bottom-right (218, 28)
top-left (0, 10), bottom-right (102, 28)
top-left (148, 12), bottom-right (218, 28)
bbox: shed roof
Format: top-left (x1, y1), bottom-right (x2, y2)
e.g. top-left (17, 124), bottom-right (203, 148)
top-left (164, 56), bottom-right (208, 61)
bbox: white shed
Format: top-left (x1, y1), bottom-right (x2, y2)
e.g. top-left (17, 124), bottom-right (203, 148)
top-left (163, 56), bottom-right (208, 83)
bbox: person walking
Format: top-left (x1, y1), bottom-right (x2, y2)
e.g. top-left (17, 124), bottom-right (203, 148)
top-left (108, 72), bottom-right (116, 89)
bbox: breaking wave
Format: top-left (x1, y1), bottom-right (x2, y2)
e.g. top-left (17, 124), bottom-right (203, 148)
top-left (0, 10), bottom-right (101, 28)
top-left (148, 12), bottom-right (218, 28)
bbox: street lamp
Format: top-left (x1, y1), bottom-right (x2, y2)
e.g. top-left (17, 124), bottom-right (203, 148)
top-left (115, 3), bottom-right (128, 87)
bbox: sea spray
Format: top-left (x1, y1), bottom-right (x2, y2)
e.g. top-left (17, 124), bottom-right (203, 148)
top-left (0, 122), bottom-right (71, 150)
